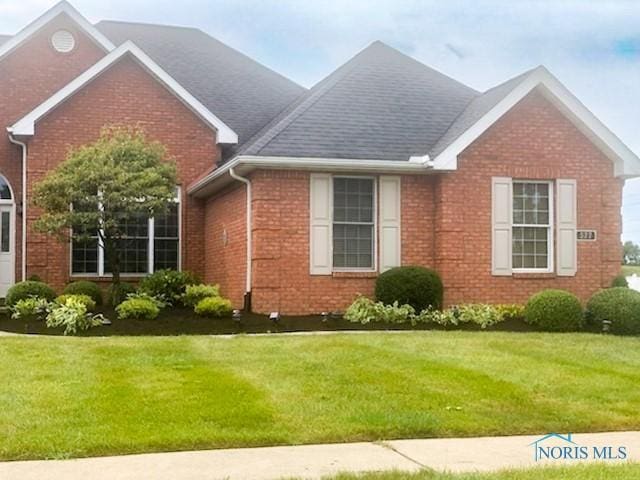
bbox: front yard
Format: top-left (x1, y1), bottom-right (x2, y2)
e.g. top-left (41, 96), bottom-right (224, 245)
top-left (1, 331), bottom-right (639, 461)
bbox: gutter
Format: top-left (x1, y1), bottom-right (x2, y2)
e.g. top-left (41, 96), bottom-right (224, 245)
top-left (189, 155), bottom-right (434, 196)
top-left (229, 167), bottom-right (252, 312)
top-left (7, 133), bottom-right (27, 281)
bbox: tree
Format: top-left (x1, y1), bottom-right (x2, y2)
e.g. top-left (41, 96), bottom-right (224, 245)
top-left (33, 126), bottom-right (177, 293)
top-left (623, 241), bottom-right (640, 265)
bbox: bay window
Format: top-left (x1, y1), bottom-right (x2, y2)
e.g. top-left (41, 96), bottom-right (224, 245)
top-left (71, 189), bottom-right (181, 276)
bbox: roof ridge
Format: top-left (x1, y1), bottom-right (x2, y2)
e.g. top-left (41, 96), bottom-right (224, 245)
top-left (237, 41), bottom-right (377, 156)
top-left (370, 40), bottom-right (479, 95)
top-left (96, 20), bottom-right (305, 94)
top-left (96, 19), bottom-right (200, 31)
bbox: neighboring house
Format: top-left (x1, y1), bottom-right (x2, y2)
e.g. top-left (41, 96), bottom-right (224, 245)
top-left (0, 1), bottom-right (638, 314)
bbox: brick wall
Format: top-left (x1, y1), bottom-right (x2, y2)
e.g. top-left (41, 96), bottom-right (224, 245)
top-left (0, 13), bottom-right (106, 283)
top-left (26, 55), bottom-right (220, 290)
top-left (203, 184), bottom-right (247, 307)
top-left (223, 89), bottom-right (622, 315)
top-left (216, 170), bottom-right (435, 315)
top-left (434, 88), bottom-right (622, 305)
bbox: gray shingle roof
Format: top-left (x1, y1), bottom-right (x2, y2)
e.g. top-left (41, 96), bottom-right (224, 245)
top-left (0, 34), bottom-right (10, 45)
top-left (95, 21), bottom-right (306, 147)
top-left (239, 41), bottom-right (479, 161)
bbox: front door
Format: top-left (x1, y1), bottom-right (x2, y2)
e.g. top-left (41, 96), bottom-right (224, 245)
top-left (0, 204), bottom-right (14, 298)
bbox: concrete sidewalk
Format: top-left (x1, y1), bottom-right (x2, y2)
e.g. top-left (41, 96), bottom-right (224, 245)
top-left (0, 431), bottom-right (637, 480)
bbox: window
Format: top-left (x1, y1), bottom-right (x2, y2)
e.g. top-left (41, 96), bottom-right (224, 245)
top-left (71, 190), bottom-right (181, 276)
top-left (153, 203), bottom-right (179, 271)
top-left (332, 177), bottom-right (375, 270)
top-left (512, 181), bottom-right (553, 271)
top-left (0, 177), bottom-right (11, 200)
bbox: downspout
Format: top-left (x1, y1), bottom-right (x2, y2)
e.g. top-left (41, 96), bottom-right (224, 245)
top-left (229, 167), bottom-right (252, 312)
top-left (8, 134), bottom-right (27, 281)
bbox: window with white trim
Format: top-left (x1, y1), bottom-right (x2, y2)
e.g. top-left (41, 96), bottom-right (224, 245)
top-left (71, 189), bottom-right (180, 275)
top-left (332, 177), bottom-right (375, 270)
top-left (512, 181), bottom-right (552, 271)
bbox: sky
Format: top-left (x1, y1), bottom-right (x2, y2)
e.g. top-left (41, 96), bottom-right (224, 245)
top-left (1, 0), bottom-right (639, 242)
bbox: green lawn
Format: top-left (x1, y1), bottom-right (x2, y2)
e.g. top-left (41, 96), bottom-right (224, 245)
top-left (621, 265), bottom-right (640, 276)
top-left (1, 331), bottom-right (639, 460)
top-left (325, 463), bottom-right (640, 479)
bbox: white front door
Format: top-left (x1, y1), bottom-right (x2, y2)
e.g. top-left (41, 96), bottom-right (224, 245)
top-left (0, 204), bottom-right (15, 298)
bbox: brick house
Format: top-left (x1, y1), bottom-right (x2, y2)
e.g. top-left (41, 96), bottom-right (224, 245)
top-left (1, 1), bottom-right (638, 314)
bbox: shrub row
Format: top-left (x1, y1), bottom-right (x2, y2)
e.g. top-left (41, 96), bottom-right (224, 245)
top-left (356, 266), bottom-right (640, 335)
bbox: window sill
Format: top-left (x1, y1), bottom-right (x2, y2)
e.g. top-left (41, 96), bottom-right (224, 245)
top-left (512, 272), bottom-right (556, 279)
top-left (332, 271), bottom-right (378, 279)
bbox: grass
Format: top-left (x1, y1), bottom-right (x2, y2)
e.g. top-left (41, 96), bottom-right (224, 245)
top-left (621, 265), bottom-right (640, 276)
top-left (0, 331), bottom-right (639, 460)
top-left (323, 463), bottom-right (640, 479)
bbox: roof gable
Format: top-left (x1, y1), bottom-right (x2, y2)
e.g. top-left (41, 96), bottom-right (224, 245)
top-left (0, 1), bottom-right (114, 62)
top-left (9, 41), bottom-right (238, 144)
top-left (95, 21), bottom-right (306, 149)
top-left (430, 66), bottom-right (640, 177)
top-left (238, 41), bottom-right (478, 161)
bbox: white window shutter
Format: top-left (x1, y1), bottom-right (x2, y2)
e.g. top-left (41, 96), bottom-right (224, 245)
top-left (556, 179), bottom-right (577, 276)
top-left (310, 173), bottom-right (332, 275)
top-left (379, 176), bottom-right (401, 272)
top-left (492, 177), bottom-right (512, 276)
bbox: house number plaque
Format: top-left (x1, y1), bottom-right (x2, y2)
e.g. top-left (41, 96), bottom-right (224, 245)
top-left (577, 230), bottom-right (597, 241)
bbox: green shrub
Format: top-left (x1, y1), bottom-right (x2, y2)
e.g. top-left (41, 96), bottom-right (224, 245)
top-left (5, 281), bottom-right (56, 307)
top-left (63, 281), bottom-right (103, 305)
top-left (344, 296), bottom-right (416, 325)
top-left (344, 297), bottom-right (514, 329)
top-left (611, 275), bottom-right (629, 288)
top-left (586, 287), bottom-right (640, 335)
top-left (139, 269), bottom-right (199, 305)
top-left (27, 274), bottom-right (43, 282)
top-left (55, 294), bottom-right (96, 311)
top-left (375, 266), bottom-right (443, 311)
top-left (194, 296), bottom-right (232, 317)
top-left (107, 282), bottom-right (136, 307)
top-left (116, 297), bottom-right (160, 320)
top-left (495, 304), bottom-right (525, 320)
top-left (524, 289), bottom-right (583, 332)
top-left (10, 297), bottom-right (51, 321)
top-left (125, 291), bottom-right (169, 309)
top-left (182, 284), bottom-right (221, 307)
top-left (46, 297), bottom-right (103, 335)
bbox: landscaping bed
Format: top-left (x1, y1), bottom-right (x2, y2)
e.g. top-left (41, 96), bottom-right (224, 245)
top-left (0, 308), bottom-right (538, 336)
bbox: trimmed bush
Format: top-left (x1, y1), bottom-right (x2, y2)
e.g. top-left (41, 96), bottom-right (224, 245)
top-left (138, 269), bottom-right (199, 304)
top-left (524, 289), bottom-right (583, 332)
top-left (107, 282), bottom-right (136, 307)
top-left (182, 284), bottom-right (221, 307)
top-left (194, 296), bottom-right (232, 317)
top-left (116, 297), bottom-right (160, 320)
top-left (5, 281), bottom-right (56, 307)
top-left (375, 266), bottom-right (443, 311)
top-left (56, 294), bottom-right (96, 311)
top-left (611, 275), bottom-right (629, 288)
top-left (63, 281), bottom-right (103, 305)
top-left (586, 287), bottom-right (640, 335)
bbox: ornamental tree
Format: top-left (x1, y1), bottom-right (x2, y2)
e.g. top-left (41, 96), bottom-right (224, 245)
top-left (32, 126), bottom-right (177, 292)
